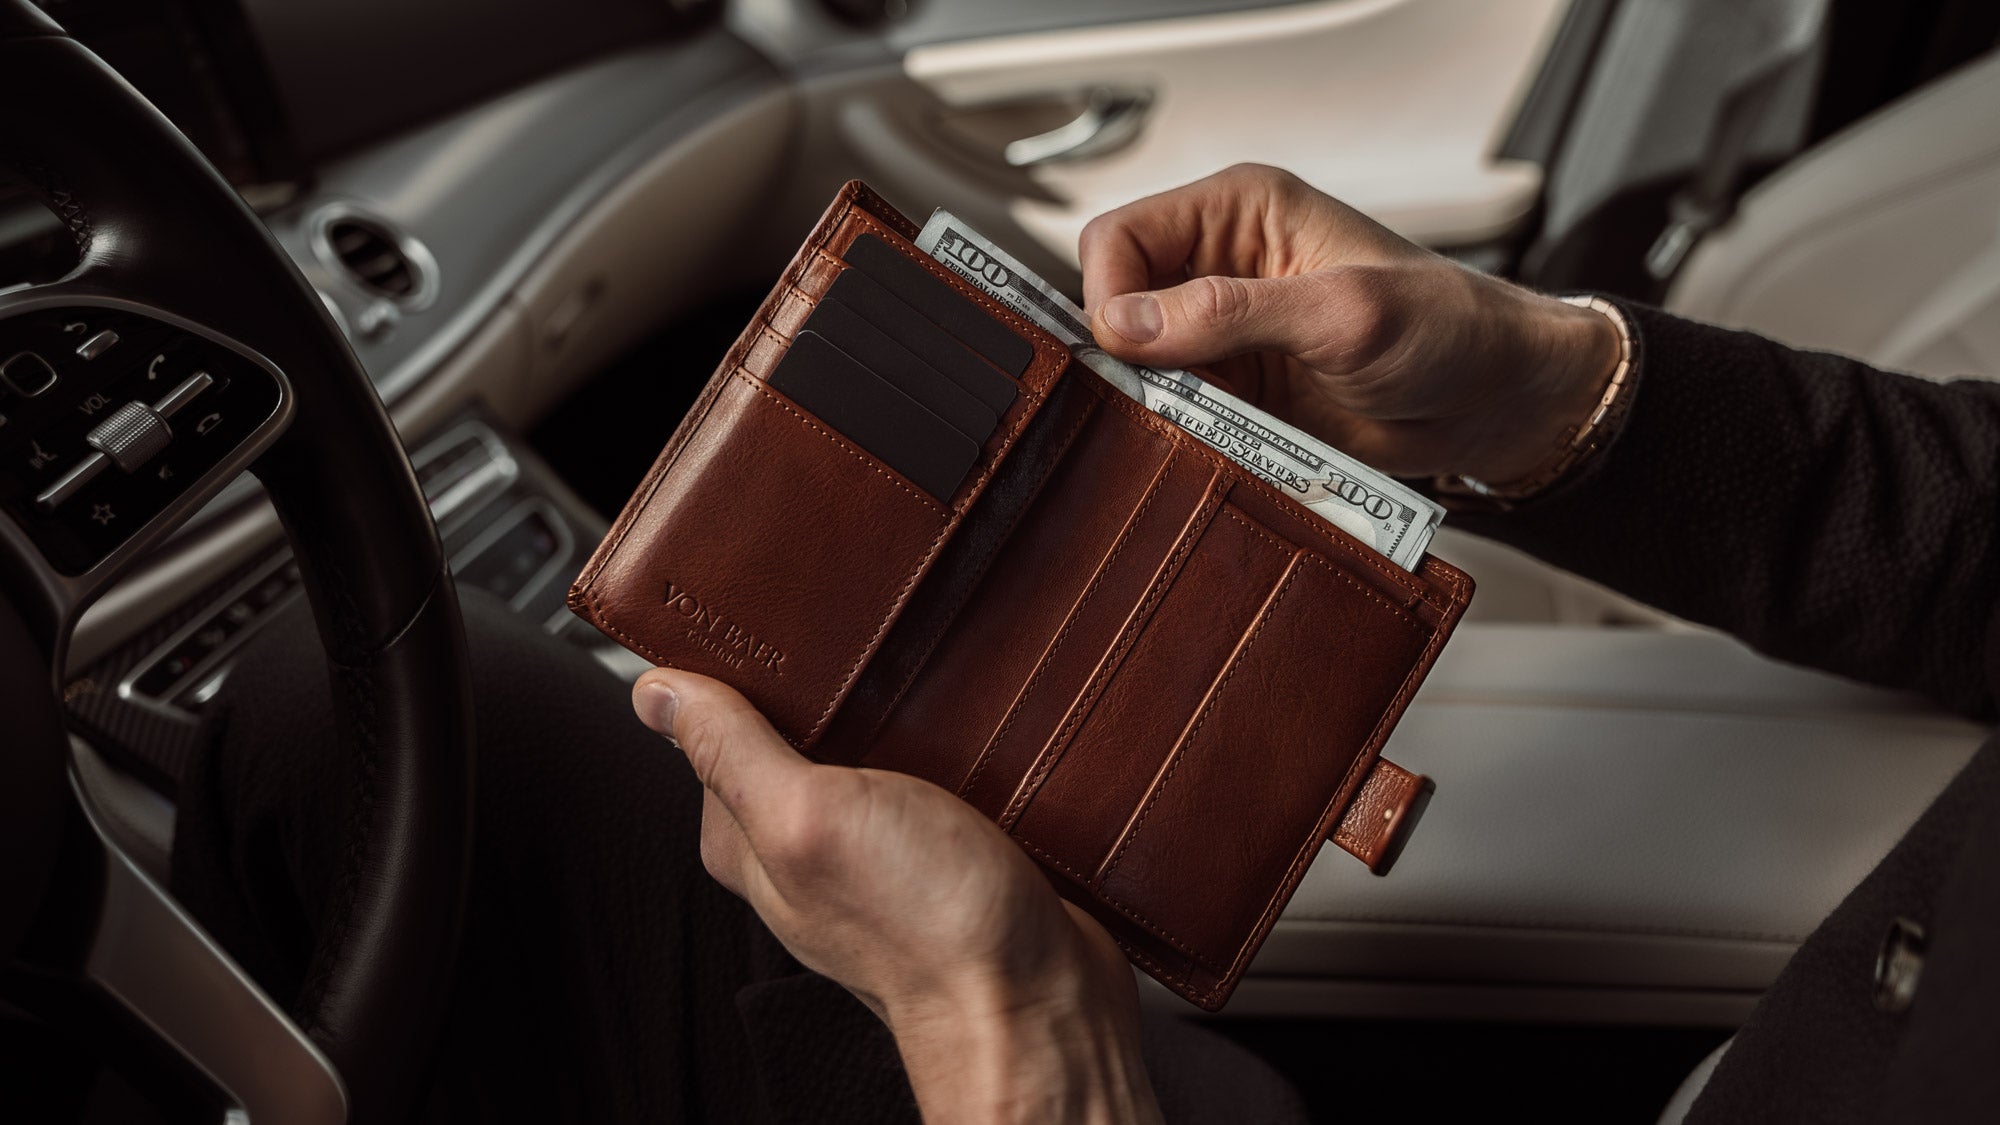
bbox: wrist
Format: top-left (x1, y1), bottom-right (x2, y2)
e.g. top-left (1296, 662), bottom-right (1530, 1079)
top-left (1491, 293), bottom-right (1625, 484)
top-left (1435, 288), bottom-right (1625, 497)
top-left (886, 951), bottom-right (1160, 1125)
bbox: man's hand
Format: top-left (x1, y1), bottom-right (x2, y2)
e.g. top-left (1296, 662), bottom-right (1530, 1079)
top-left (633, 669), bottom-right (1162, 1125)
top-left (1081, 163), bottom-right (1621, 485)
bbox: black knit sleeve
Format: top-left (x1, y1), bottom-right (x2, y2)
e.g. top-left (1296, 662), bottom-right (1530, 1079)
top-left (1448, 302), bottom-right (2000, 720)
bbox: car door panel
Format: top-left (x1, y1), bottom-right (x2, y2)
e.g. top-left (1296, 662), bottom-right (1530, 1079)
top-left (896, 0), bottom-right (1572, 263)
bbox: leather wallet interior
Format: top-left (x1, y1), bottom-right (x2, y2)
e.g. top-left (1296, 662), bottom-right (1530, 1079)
top-left (570, 181), bottom-right (1474, 1009)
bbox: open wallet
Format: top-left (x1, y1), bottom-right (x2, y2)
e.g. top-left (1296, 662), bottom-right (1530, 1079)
top-left (569, 181), bottom-right (1475, 1009)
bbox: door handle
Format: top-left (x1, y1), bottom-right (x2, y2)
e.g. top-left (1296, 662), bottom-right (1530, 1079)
top-left (1003, 87), bottom-right (1152, 168)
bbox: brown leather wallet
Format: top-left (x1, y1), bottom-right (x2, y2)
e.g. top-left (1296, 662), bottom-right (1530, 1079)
top-left (570, 181), bottom-right (1474, 1009)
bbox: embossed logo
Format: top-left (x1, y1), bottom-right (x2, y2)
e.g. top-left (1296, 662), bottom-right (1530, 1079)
top-left (663, 579), bottom-right (786, 674)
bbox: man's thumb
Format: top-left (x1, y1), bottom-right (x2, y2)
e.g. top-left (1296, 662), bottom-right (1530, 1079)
top-left (634, 668), bottom-right (805, 827)
top-left (1092, 273), bottom-right (1328, 369)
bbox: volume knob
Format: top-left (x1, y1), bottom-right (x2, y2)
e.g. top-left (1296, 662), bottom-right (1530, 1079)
top-left (86, 401), bottom-right (173, 472)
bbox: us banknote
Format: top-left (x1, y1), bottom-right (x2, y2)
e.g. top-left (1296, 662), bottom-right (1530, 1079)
top-left (914, 211), bottom-right (1442, 570)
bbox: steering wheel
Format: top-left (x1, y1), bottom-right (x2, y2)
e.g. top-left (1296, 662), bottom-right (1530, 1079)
top-left (0, 5), bottom-right (473, 1123)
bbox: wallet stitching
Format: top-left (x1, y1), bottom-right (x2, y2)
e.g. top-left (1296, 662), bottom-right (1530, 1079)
top-left (1222, 509), bottom-right (1426, 632)
top-left (859, 392), bottom-right (1104, 749)
top-left (834, 212), bottom-right (1070, 399)
top-left (1011, 838), bottom-right (1202, 995)
top-left (957, 446), bottom-right (1182, 804)
top-left (732, 372), bottom-right (955, 741)
top-left (1120, 938), bottom-right (1195, 994)
top-left (580, 587), bottom-right (680, 673)
top-left (1084, 378), bottom-right (1455, 612)
top-left (815, 518), bottom-right (957, 742)
top-left (732, 371), bottom-right (944, 512)
top-left (1015, 839), bottom-right (1218, 969)
top-left (1331, 763), bottom-right (1413, 857)
top-left (1330, 793), bottom-right (1400, 859)
top-left (1000, 467), bottom-right (1225, 829)
top-left (1215, 583), bottom-right (1459, 991)
top-left (1096, 558), bottom-right (1307, 976)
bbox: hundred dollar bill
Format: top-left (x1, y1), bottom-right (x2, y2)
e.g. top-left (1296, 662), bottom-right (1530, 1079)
top-left (915, 211), bottom-right (1442, 570)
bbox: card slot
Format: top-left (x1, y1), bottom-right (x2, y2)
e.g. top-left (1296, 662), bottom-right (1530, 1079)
top-left (850, 395), bottom-right (1201, 795)
top-left (844, 231), bottom-right (1035, 377)
top-left (748, 269), bottom-right (1049, 514)
top-left (1004, 501), bottom-right (1302, 881)
top-left (801, 249), bottom-right (1044, 401)
top-left (799, 298), bottom-right (1000, 443)
top-left (769, 332), bottom-right (982, 502)
top-left (950, 450), bottom-right (1219, 820)
top-left (820, 372), bottom-right (1098, 764)
top-left (807, 204), bottom-right (1071, 403)
top-left (572, 371), bottom-right (952, 748)
top-left (1090, 537), bottom-right (1441, 982)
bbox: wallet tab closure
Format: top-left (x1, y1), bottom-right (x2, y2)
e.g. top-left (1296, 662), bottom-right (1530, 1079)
top-left (1330, 756), bottom-right (1432, 875)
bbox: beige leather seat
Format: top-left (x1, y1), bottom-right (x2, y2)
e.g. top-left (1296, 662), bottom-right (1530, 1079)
top-left (1669, 47), bottom-right (2000, 380)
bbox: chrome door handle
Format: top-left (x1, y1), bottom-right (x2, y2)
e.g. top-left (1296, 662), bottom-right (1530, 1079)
top-left (1003, 87), bottom-right (1153, 168)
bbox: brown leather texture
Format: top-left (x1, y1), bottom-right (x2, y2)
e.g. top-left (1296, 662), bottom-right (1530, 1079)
top-left (570, 181), bottom-right (1474, 1009)
top-left (1330, 757), bottom-right (1430, 872)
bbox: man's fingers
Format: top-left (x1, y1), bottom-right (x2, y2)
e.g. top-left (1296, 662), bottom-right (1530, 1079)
top-left (1078, 190), bottom-right (1199, 313)
top-left (1092, 272), bottom-right (1367, 371)
top-left (1080, 163), bottom-right (1321, 313)
top-left (634, 668), bottom-right (809, 835)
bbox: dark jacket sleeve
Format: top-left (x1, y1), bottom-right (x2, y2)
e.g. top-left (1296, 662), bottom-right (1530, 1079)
top-left (1448, 302), bottom-right (2000, 720)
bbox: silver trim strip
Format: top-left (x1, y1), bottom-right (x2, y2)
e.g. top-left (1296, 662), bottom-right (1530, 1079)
top-left (72, 767), bottom-right (350, 1124)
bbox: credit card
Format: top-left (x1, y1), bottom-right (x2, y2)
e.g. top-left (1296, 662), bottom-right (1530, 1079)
top-left (799, 298), bottom-right (999, 444)
top-left (768, 330), bottom-right (981, 502)
top-left (825, 265), bottom-right (1020, 416)
top-left (843, 233), bottom-right (1034, 377)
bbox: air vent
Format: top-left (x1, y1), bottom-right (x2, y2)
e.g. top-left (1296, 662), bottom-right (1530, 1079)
top-left (311, 207), bottom-right (438, 311)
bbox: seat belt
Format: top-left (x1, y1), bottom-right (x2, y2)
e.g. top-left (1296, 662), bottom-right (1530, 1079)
top-left (1644, 1), bottom-right (1829, 284)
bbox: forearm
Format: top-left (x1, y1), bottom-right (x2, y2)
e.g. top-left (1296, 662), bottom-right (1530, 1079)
top-left (889, 966), bottom-right (1162, 1125)
top-left (1451, 302), bottom-right (2000, 717)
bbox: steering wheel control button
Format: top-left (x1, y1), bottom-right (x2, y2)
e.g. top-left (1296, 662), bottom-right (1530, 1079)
top-left (0, 304), bottom-right (289, 576)
top-left (87, 401), bottom-right (174, 472)
top-left (2, 351), bottom-right (59, 397)
top-left (75, 329), bottom-right (120, 361)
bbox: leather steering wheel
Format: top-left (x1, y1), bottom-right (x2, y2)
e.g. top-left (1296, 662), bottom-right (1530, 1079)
top-left (0, 5), bottom-right (473, 1122)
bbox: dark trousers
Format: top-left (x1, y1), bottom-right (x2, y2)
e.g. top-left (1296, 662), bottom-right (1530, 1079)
top-left (171, 590), bottom-right (1306, 1123)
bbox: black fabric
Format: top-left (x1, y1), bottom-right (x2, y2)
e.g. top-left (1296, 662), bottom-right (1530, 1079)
top-left (1455, 303), bottom-right (2000, 1122)
top-left (1455, 303), bottom-right (2000, 720)
top-left (171, 589), bottom-right (1306, 1123)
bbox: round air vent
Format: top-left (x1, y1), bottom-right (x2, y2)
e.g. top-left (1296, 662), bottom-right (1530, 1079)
top-left (311, 206), bottom-right (438, 311)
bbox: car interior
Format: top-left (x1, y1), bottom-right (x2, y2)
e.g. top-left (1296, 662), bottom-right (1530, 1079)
top-left (3, 0), bottom-right (1998, 1121)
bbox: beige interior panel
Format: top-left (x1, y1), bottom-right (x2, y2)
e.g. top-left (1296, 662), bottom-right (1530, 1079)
top-left (1237, 624), bottom-right (1982, 1024)
top-left (902, 0), bottom-right (1571, 261)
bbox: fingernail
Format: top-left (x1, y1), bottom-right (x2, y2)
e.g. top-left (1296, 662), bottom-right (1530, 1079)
top-left (635, 679), bottom-right (680, 738)
top-left (1104, 293), bottom-right (1162, 343)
